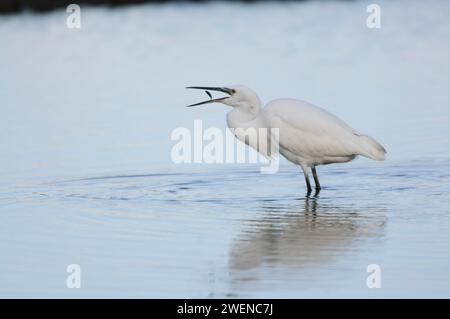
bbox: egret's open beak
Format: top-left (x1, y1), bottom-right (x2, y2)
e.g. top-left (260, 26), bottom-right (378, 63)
top-left (185, 86), bottom-right (233, 107)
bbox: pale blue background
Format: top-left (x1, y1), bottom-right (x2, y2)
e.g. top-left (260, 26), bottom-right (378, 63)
top-left (1, 0), bottom-right (449, 297)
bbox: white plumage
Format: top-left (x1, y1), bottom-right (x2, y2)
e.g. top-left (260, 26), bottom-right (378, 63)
top-left (187, 85), bottom-right (386, 193)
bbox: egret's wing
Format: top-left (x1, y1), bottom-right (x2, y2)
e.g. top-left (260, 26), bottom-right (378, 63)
top-left (263, 99), bottom-right (361, 158)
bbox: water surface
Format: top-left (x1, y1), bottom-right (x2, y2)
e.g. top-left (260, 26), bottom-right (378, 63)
top-left (1, 0), bottom-right (450, 298)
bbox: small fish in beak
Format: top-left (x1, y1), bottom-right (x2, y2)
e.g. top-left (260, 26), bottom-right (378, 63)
top-left (185, 86), bottom-right (233, 107)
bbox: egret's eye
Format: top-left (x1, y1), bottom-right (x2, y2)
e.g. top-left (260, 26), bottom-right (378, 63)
top-left (230, 89), bottom-right (236, 94)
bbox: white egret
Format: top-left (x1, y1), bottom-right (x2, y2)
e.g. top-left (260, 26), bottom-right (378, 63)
top-left (186, 85), bottom-right (386, 193)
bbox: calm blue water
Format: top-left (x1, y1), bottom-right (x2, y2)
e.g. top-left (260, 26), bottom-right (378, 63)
top-left (1, 0), bottom-right (450, 298)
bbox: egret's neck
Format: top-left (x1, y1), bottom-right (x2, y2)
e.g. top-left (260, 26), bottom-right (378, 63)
top-left (227, 99), bottom-right (261, 123)
top-left (226, 103), bottom-right (263, 130)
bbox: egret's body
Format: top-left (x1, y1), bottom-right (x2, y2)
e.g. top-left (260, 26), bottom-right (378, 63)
top-left (187, 85), bottom-right (386, 193)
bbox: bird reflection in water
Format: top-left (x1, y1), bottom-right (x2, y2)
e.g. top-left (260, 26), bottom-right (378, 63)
top-left (230, 195), bottom-right (386, 272)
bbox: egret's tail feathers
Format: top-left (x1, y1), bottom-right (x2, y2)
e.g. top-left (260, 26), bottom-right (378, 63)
top-left (356, 134), bottom-right (386, 161)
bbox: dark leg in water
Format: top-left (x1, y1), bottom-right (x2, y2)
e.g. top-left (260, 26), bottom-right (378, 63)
top-left (311, 166), bottom-right (321, 191)
top-left (301, 165), bottom-right (312, 194)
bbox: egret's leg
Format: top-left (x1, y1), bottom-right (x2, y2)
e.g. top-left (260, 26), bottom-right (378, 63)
top-left (301, 165), bottom-right (312, 193)
top-left (311, 166), bottom-right (321, 191)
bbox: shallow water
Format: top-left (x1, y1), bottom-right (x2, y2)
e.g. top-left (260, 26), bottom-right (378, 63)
top-left (1, 0), bottom-right (450, 298)
top-left (1, 160), bottom-right (450, 297)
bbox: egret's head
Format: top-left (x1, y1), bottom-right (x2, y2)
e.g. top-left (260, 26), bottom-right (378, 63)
top-left (186, 85), bottom-right (261, 112)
